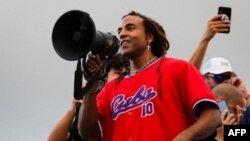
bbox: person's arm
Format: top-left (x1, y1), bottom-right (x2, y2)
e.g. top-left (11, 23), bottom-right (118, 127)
top-left (77, 81), bottom-right (102, 140)
top-left (173, 107), bottom-right (221, 141)
top-left (190, 14), bottom-right (230, 69)
top-left (48, 99), bottom-right (81, 141)
top-left (78, 54), bottom-right (104, 140)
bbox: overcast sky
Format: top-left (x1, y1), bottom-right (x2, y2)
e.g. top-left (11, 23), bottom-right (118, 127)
top-left (0, 0), bottom-right (249, 140)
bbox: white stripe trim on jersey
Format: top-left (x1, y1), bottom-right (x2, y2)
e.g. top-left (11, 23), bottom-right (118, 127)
top-left (192, 99), bottom-right (218, 119)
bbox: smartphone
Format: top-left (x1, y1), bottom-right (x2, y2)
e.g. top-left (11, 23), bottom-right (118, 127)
top-left (218, 6), bottom-right (232, 33)
top-left (218, 100), bottom-right (228, 112)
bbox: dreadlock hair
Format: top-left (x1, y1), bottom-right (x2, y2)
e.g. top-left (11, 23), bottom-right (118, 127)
top-left (122, 11), bottom-right (170, 57)
top-left (122, 11), bottom-right (170, 98)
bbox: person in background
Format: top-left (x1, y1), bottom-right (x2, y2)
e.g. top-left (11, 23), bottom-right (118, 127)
top-left (189, 15), bottom-right (250, 140)
top-left (201, 56), bottom-right (250, 107)
top-left (201, 57), bottom-right (233, 89)
top-left (246, 95), bottom-right (250, 106)
top-left (226, 72), bottom-right (250, 106)
top-left (47, 53), bottom-right (129, 141)
top-left (78, 11), bottom-right (221, 141)
top-left (189, 14), bottom-right (250, 106)
top-left (212, 83), bottom-right (245, 141)
top-left (48, 99), bottom-right (83, 141)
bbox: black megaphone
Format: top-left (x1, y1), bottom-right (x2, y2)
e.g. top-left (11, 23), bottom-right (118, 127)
top-left (52, 10), bottom-right (119, 61)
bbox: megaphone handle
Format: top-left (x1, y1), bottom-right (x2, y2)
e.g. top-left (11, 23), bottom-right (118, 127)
top-left (74, 59), bottom-right (83, 100)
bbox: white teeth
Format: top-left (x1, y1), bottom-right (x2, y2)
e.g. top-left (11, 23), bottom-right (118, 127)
top-left (123, 41), bottom-right (128, 45)
top-left (121, 40), bottom-right (129, 46)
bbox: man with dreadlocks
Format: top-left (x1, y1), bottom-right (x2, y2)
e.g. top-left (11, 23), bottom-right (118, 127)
top-left (78, 11), bottom-right (221, 141)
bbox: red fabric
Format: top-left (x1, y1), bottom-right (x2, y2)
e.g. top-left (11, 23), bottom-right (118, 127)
top-left (96, 57), bottom-right (216, 141)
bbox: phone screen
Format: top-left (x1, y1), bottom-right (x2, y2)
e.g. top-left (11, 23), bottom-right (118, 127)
top-left (218, 100), bottom-right (228, 112)
top-left (218, 6), bottom-right (232, 33)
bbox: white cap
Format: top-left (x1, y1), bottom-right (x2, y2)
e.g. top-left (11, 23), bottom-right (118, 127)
top-left (201, 57), bottom-right (233, 75)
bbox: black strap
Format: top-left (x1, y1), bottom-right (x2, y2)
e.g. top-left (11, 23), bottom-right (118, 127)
top-left (68, 105), bottom-right (86, 141)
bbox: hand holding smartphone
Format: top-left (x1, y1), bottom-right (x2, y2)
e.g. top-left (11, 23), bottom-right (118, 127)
top-left (218, 6), bottom-right (232, 33)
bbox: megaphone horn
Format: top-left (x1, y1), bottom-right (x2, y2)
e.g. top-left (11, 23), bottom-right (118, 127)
top-left (52, 10), bottom-right (119, 61)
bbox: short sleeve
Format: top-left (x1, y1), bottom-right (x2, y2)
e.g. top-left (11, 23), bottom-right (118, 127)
top-left (181, 62), bottom-right (218, 118)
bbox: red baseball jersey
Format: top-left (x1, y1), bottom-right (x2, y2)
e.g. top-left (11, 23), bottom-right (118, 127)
top-left (96, 57), bottom-right (217, 141)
